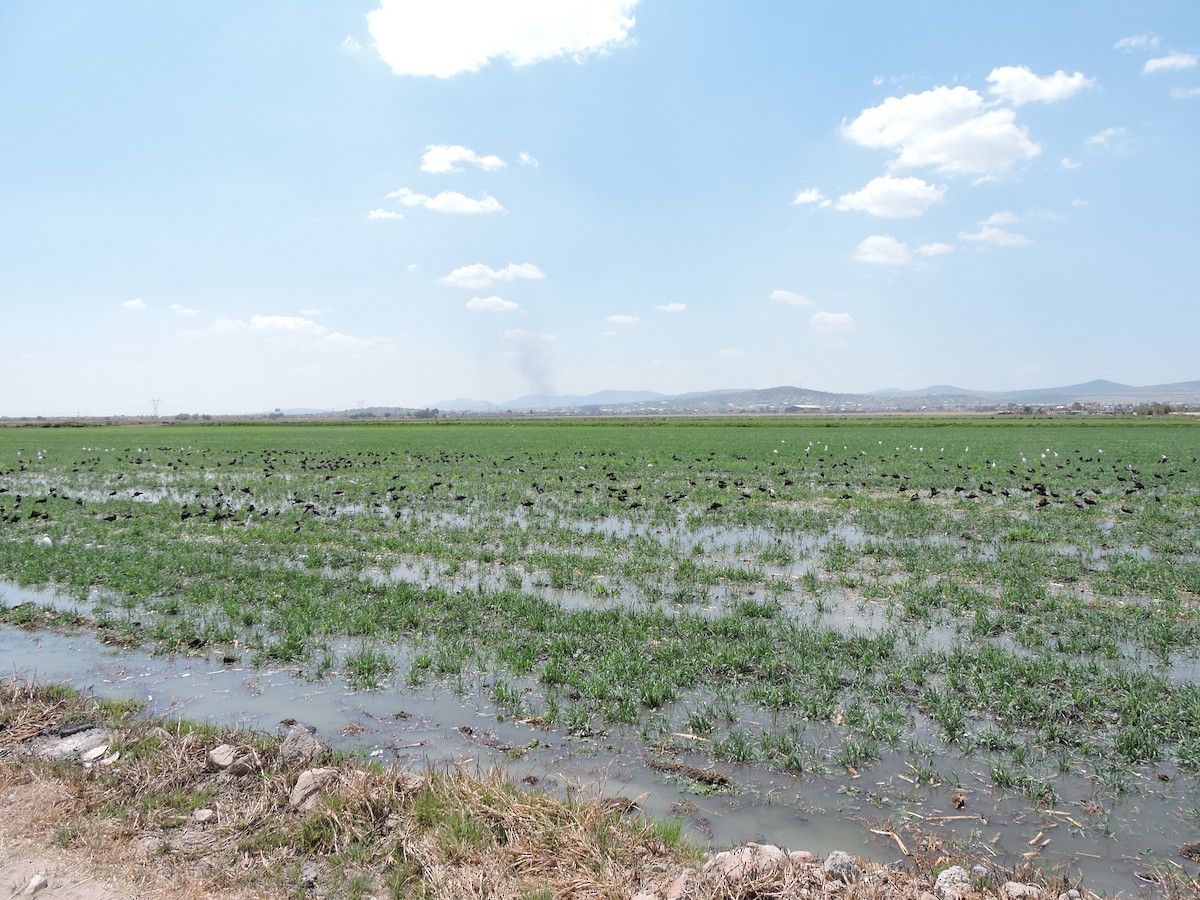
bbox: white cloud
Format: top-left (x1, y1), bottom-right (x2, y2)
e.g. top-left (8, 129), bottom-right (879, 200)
top-left (605, 314), bottom-right (639, 325)
top-left (421, 144), bottom-right (506, 173)
top-left (1173, 86), bottom-right (1200, 99)
top-left (854, 234), bottom-right (911, 265)
top-left (367, 0), bottom-right (639, 78)
top-left (916, 242), bottom-right (954, 256)
top-left (502, 328), bottom-right (556, 342)
top-left (842, 84), bottom-right (1041, 177)
top-left (810, 312), bottom-right (857, 332)
top-left (655, 302), bottom-right (687, 312)
top-left (959, 225), bottom-right (1033, 246)
top-left (1086, 126), bottom-right (1127, 147)
top-left (1115, 34), bottom-right (1159, 52)
top-left (341, 36), bottom-right (363, 52)
top-left (466, 296), bottom-right (519, 312)
top-left (387, 188), bottom-right (503, 214)
top-left (1145, 53), bottom-right (1198, 74)
top-left (835, 175), bottom-right (945, 218)
top-left (981, 210), bottom-right (1019, 226)
top-left (770, 290), bottom-right (813, 306)
top-left (792, 187), bottom-right (830, 206)
top-left (1060, 156), bottom-right (1081, 169)
top-left (438, 262), bottom-right (545, 289)
top-left (367, 208), bottom-right (404, 220)
top-left (170, 304), bottom-right (202, 317)
top-left (519, 151), bottom-right (540, 167)
top-left (122, 298), bottom-right (146, 310)
top-left (207, 314), bottom-right (388, 350)
top-left (986, 66), bottom-right (1094, 106)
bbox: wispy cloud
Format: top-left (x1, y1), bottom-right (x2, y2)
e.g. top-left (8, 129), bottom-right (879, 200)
top-left (519, 151), bottom-right (540, 167)
top-left (655, 302), bottom-right (687, 312)
top-left (386, 188), bottom-right (503, 214)
top-left (1114, 34), bottom-right (1159, 52)
top-left (916, 242), bottom-right (954, 256)
top-left (367, 208), bottom-right (404, 221)
top-left (605, 314), bottom-right (639, 325)
top-left (1145, 52), bottom-right (1198, 74)
top-left (466, 296), bottom-right (519, 312)
top-left (420, 144), bottom-right (506, 173)
top-left (502, 328), bottom-right (556, 342)
top-left (1172, 86), bottom-right (1200, 100)
top-left (770, 290), bottom-right (814, 306)
top-left (959, 225), bottom-right (1032, 246)
top-left (810, 312), bottom-right (857, 332)
top-left (122, 298), bottom-right (146, 310)
top-left (1086, 126), bottom-right (1127, 147)
top-left (170, 304), bottom-right (202, 317)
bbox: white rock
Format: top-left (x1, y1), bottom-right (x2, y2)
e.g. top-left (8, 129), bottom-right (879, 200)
top-left (191, 808), bottom-right (215, 824)
top-left (290, 767), bottom-right (338, 810)
top-left (33, 535), bottom-right (52, 549)
top-left (81, 744), bottom-right (109, 763)
top-left (208, 744), bottom-right (237, 768)
top-left (935, 866), bottom-right (971, 899)
top-left (22, 873), bottom-right (49, 895)
top-left (1002, 882), bottom-right (1042, 899)
top-left (823, 849), bottom-right (862, 883)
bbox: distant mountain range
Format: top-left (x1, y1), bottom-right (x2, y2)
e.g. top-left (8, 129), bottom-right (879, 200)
top-left (426, 379), bottom-right (1200, 415)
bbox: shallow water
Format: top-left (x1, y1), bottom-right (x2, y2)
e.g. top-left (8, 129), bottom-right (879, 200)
top-left (2, 604), bottom-right (1198, 894)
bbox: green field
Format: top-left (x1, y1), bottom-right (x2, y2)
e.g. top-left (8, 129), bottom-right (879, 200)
top-left (2, 417), bottom-right (1199, 885)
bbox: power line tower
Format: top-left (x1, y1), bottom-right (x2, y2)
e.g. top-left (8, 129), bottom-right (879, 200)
top-left (150, 397), bottom-right (162, 418)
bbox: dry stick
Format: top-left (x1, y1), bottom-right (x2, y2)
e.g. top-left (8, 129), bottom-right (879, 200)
top-left (870, 828), bottom-right (910, 856)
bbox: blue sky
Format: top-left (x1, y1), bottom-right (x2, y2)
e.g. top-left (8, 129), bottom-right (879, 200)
top-left (2, 2), bottom-right (1197, 416)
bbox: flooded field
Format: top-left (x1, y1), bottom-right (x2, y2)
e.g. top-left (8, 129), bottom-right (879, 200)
top-left (2, 418), bottom-right (1199, 894)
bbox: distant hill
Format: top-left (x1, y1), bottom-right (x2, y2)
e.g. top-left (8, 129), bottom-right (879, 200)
top-left (415, 378), bottom-right (1200, 417)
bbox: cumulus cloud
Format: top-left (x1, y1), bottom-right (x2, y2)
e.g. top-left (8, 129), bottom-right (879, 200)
top-left (770, 290), bottom-right (814, 306)
top-left (916, 242), bottom-right (954, 256)
top-left (421, 144), bottom-right (506, 173)
top-left (605, 314), bottom-right (639, 325)
top-left (387, 188), bottom-right (503, 214)
top-left (122, 298), bottom-right (146, 310)
top-left (1115, 34), bottom-right (1159, 52)
top-left (367, 0), bottom-right (639, 78)
top-left (792, 187), bottom-right (830, 207)
top-left (466, 296), bottom-right (519, 312)
top-left (438, 262), bottom-right (545, 289)
top-left (986, 66), bottom-right (1094, 106)
top-left (367, 208), bottom-right (404, 220)
top-left (854, 235), bottom-right (911, 265)
top-left (170, 304), bottom-right (202, 317)
top-left (503, 327), bottom-right (556, 342)
top-left (810, 312), bottom-right (857, 332)
top-left (835, 175), bottom-right (945, 218)
top-left (655, 302), bottom-right (687, 312)
top-left (1145, 52), bottom-right (1198, 74)
top-left (959, 225), bottom-right (1032, 246)
top-left (842, 84), bottom-right (1040, 177)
